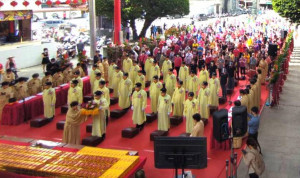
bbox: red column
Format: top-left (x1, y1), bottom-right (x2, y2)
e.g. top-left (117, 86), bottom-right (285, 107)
top-left (114, 0), bottom-right (121, 45)
top-left (9, 21), bottom-right (15, 34)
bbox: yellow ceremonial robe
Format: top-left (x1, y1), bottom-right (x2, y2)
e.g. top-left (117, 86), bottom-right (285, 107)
top-left (95, 86), bottom-right (110, 117)
top-left (248, 91), bottom-right (255, 111)
top-left (165, 74), bottom-right (176, 97)
top-left (150, 65), bottom-right (160, 82)
top-left (241, 95), bottom-right (249, 113)
top-left (144, 58), bottom-right (153, 81)
top-left (103, 61), bottom-right (109, 81)
top-left (258, 60), bottom-right (268, 83)
top-left (97, 62), bottom-right (104, 77)
top-left (63, 68), bottom-right (73, 83)
top-left (63, 108), bottom-right (87, 145)
top-left (186, 75), bottom-right (199, 95)
top-left (27, 79), bottom-right (42, 96)
top-left (67, 86), bottom-right (83, 105)
top-left (199, 70), bottom-right (209, 86)
top-left (198, 87), bottom-right (210, 119)
top-left (43, 87), bottom-right (56, 118)
top-left (123, 58), bottom-right (133, 73)
top-left (42, 76), bottom-right (53, 89)
top-left (251, 85), bottom-right (258, 108)
top-left (15, 82), bottom-right (28, 100)
top-left (112, 71), bottom-right (123, 97)
top-left (208, 78), bottom-right (220, 107)
top-left (171, 87), bottom-right (185, 116)
top-left (162, 60), bottom-right (172, 81)
top-left (0, 87), bottom-right (13, 121)
top-left (129, 65), bottom-right (140, 85)
top-left (2, 72), bottom-right (15, 83)
top-left (190, 121), bottom-right (204, 137)
top-left (256, 77), bottom-right (261, 108)
top-left (90, 68), bottom-right (100, 90)
top-left (118, 78), bottom-right (133, 109)
top-left (184, 98), bottom-right (198, 133)
top-left (92, 97), bottom-right (109, 137)
top-left (72, 67), bottom-right (85, 77)
top-left (132, 90), bottom-right (147, 125)
top-left (53, 73), bottom-right (64, 87)
top-left (93, 78), bottom-right (105, 93)
top-left (108, 64), bottom-right (117, 88)
top-left (157, 94), bottom-right (172, 131)
top-left (179, 66), bottom-right (189, 88)
top-left (149, 81), bottom-right (162, 113)
top-left (135, 74), bottom-right (146, 89)
top-left (70, 77), bottom-right (83, 90)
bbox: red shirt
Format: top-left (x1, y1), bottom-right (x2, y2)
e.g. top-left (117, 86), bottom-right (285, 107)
top-left (166, 49), bottom-right (171, 57)
top-left (174, 56), bottom-right (182, 67)
top-left (139, 54), bottom-right (148, 64)
top-left (233, 49), bottom-right (240, 57)
top-left (205, 56), bottom-right (212, 64)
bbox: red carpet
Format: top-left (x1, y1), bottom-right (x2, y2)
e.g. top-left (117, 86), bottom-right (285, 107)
top-left (0, 78), bottom-right (269, 178)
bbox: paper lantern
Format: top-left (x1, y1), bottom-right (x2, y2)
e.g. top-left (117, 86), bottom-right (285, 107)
top-left (0, 1), bottom-right (3, 7)
top-left (55, 0), bottom-right (60, 5)
top-left (23, 0), bottom-right (29, 7)
top-left (73, 0), bottom-right (78, 3)
top-left (65, 0), bottom-right (71, 4)
top-left (35, 0), bottom-right (41, 6)
top-left (46, 0), bottom-right (52, 6)
top-left (81, 0), bottom-right (87, 3)
top-left (10, 0), bottom-right (18, 7)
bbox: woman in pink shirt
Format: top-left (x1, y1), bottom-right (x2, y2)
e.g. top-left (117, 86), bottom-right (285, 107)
top-left (174, 54), bottom-right (182, 76)
top-left (239, 54), bottom-right (246, 77)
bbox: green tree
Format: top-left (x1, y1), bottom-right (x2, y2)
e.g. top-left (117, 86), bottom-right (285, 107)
top-left (95, 0), bottom-right (189, 39)
top-left (272, 0), bottom-right (300, 23)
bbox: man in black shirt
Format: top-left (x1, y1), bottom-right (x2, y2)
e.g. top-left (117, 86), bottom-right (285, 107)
top-left (227, 61), bottom-right (235, 90)
top-left (220, 68), bottom-right (228, 98)
top-left (93, 50), bottom-right (102, 64)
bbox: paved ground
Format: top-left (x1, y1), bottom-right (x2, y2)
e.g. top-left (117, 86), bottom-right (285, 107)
top-left (237, 47), bottom-right (300, 178)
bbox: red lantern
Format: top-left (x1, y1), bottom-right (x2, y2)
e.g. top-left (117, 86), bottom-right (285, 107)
top-left (35, 0), bottom-right (42, 6)
top-left (10, 0), bottom-right (18, 7)
top-left (82, 0), bottom-right (87, 3)
top-left (55, 0), bottom-right (60, 5)
top-left (23, 0), bottom-right (29, 7)
top-left (0, 1), bottom-right (3, 7)
top-left (46, 0), bottom-right (52, 6)
top-left (65, 0), bottom-right (71, 4)
top-left (73, 0), bottom-right (78, 4)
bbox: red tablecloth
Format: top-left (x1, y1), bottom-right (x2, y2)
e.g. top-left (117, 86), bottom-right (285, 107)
top-left (1, 77), bottom-right (91, 125)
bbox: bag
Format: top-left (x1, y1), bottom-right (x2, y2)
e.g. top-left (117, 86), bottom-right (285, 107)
top-left (249, 150), bottom-right (265, 175)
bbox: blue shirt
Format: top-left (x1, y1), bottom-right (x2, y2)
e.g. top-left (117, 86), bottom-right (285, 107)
top-left (248, 114), bottom-right (260, 134)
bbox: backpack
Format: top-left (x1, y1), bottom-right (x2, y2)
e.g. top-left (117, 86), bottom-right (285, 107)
top-left (249, 150), bottom-right (265, 175)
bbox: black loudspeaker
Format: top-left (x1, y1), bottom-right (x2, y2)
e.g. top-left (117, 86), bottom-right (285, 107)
top-left (232, 106), bottom-right (248, 137)
top-left (268, 43), bottom-right (278, 57)
top-left (213, 109), bottom-right (229, 142)
top-left (281, 30), bottom-right (288, 39)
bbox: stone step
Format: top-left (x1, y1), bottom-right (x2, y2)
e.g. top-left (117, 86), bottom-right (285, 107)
top-left (289, 63), bottom-right (300, 66)
top-left (290, 60), bottom-right (300, 63)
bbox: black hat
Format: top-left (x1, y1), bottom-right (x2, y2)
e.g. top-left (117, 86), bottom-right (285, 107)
top-left (96, 73), bottom-right (102, 77)
top-left (178, 80), bottom-right (183, 85)
top-left (192, 70), bottom-right (197, 74)
top-left (93, 64), bottom-right (98, 68)
top-left (32, 73), bottom-right (39, 78)
top-left (94, 90), bottom-right (103, 96)
top-left (18, 77), bottom-right (29, 82)
top-left (135, 82), bottom-right (142, 88)
top-left (73, 71), bottom-right (80, 75)
top-left (45, 81), bottom-right (52, 86)
top-left (203, 81), bottom-right (208, 86)
top-left (70, 101), bottom-right (79, 107)
top-left (212, 72), bottom-right (217, 76)
top-left (45, 72), bottom-right (51, 76)
top-left (1, 81), bottom-right (9, 86)
top-left (161, 88), bottom-right (167, 93)
top-left (123, 73), bottom-right (129, 77)
top-left (153, 75), bottom-right (158, 80)
top-left (115, 66), bottom-right (120, 70)
top-left (100, 80), bottom-right (106, 85)
top-left (168, 68), bottom-right (173, 72)
top-left (71, 80), bottom-right (79, 85)
top-left (188, 92), bottom-right (194, 97)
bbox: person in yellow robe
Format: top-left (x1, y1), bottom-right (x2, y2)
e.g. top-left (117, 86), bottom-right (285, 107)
top-left (42, 82), bottom-right (56, 119)
top-left (144, 57), bottom-right (153, 81)
top-left (27, 73), bottom-right (42, 96)
top-left (258, 57), bottom-right (268, 84)
top-left (0, 82), bottom-right (13, 121)
top-left (70, 71), bottom-right (83, 90)
top-left (198, 82), bottom-right (210, 123)
top-left (149, 76), bottom-right (163, 113)
top-left (199, 66), bottom-right (209, 88)
top-left (2, 69), bottom-right (15, 83)
top-left (92, 91), bottom-right (109, 138)
top-left (190, 113), bottom-right (204, 137)
top-left (245, 88), bottom-right (253, 113)
top-left (97, 60), bottom-right (104, 77)
top-left (112, 67), bottom-right (123, 97)
top-left (186, 71), bottom-right (199, 96)
top-left (131, 83), bottom-right (147, 129)
top-left (149, 60), bottom-right (160, 82)
top-left (103, 57), bottom-right (109, 81)
top-left (135, 70), bottom-right (146, 89)
top-left (240, 89), bottom-right (249, 113)
top-left (129, 61), bottom-right (140, 85)
top-left (63, 101), bottom-right (87, 144)
top-left (90, 64), bottom-right (100, 91)
top-left (63, 64), bottom-right (73, 83)
top-left (118, 73), bottom-right (133, 109)
top-left (171, 81), bottom-right (185, 116)
top-left (123, 55), bottom-right (133, 73)
top-left (250, 79), bottom-right (259, 108)
top-left (15, 77), bottom-right (28, 100)
top-left (178, 62), bottom-right (189, 89)
top-left (208, 73), bottom-right (220, 107)
top-left (72, 63), bottom-right (85, 77)
top-left (157, 88), bottom-right (172, 131)
top-left (53, 69), bottom-right (64, 87)
top-left (95, 80), bottom-right (110, 120)
top-left (165, 69), bottom-right (176, 98)
top-left (67, 80), bottom-right (83, 106)
top-left (93, 73), bottom-right (105, 93)
top-left (108, 61), bottom-right (117, 89)
top-left (162, 58), bottom-right (172, 81)
top-left (183, 92), bottom-right (199, 133)
top-left (42, 72), bottom-right (53, 89)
